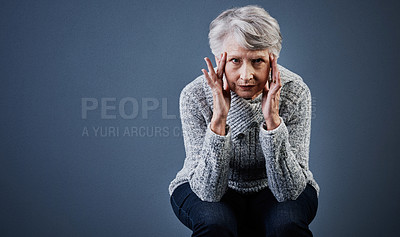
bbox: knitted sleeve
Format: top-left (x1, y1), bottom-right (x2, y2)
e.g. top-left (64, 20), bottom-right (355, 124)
top-left (179, 86), bottom-right (232, 202)
top-left (259, 81), bottom-right (312, 202)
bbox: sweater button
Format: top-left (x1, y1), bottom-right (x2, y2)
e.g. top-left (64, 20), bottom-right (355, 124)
top-left (237, 133), bottom-right (245, 139)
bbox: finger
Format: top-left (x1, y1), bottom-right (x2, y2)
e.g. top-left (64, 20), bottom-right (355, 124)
top-left (263, 79), bottom-right (269, 94)
top-left (216, 53), bottom-right (223, 78)
top-left (269, 53), bottom-right (274, 83)
top-left (269, 53), bottom-right (274, 66)
top-left (277, 87), bottom-right (281, 99)
top-left (202, 69), bottom-right (214, 87)
top-left (273, 55), bottom-right (279, 83)
top-left (276, 85), bottom-right (281, 106)
top-left (277, 71), bottom-right (282, 87)
top-left (204, 57), bottom-right (217, 79)
top-left (217, 53), bottom-right (223, 68)
top-left (276, 90), bottom-right (281, 110)
top-left (221, 52), bottom-right (227, 69)
top-left (271, 73), bottom-right (282, 95)
top-left (269, 70), bottom-right (273, 85)
top-left (223, 76), bottom-right (230, 92)
top-left (217, 52), bottom-right (227, 78)
top-left (276, 74), bottom-right (281, 95)
top-left (269, 53), bottom-right (276, 83)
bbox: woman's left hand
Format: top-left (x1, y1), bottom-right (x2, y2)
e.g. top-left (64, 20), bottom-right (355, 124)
top-left (261, 53), bottom-right (282, 130)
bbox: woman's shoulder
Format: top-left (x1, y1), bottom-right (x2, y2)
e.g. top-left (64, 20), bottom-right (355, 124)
top-left (179, 74), bottom-right (211, 105)
top-left (181, 75), bottom-right (206, 95)
top-left (278, 64), bottom-right (311, 102)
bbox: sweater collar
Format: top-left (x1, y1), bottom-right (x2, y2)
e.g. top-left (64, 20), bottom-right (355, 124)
top-left (202, 64), bottom-right (294, 138)
top-left (227, 91), bottom-right (264, 138)
top-left (202, 78), bottom-right (264, 138)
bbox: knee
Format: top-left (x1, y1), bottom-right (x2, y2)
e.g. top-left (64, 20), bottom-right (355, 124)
top-left (194, 213), bottom-right (237, 237)
top-left (271, 219), bottom-right (301, 234)
top-left (202, 222), bottom-right (235, 236)
top-left (267, 218), bottom-right (311, 236)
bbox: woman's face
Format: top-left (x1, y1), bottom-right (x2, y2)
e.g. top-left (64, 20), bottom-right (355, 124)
top-left (217, 38), bottom-right (271, 100)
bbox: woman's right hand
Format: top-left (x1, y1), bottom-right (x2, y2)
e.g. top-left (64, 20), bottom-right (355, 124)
top-left (202, 52), bottom-right (231, 135)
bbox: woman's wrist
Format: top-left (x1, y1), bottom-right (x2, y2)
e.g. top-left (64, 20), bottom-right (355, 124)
top-left (210, 116), bottom-right (227, 135)
top-left (264, 115), bottom-right (281, 131)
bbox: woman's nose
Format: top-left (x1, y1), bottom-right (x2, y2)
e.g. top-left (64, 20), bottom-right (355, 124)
top-left (240, 64), bottom-right (254, 81)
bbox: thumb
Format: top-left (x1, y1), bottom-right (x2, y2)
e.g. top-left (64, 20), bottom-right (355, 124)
top-left (263, 80), bottom-right (270, 95)
top-left (223, 77), bottom-right (230, 93)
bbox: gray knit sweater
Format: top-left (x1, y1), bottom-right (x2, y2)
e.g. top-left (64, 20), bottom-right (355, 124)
top-left (169, 64), bottom-right (319, 202)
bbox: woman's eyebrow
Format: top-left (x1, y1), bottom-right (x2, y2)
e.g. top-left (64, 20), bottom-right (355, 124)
top-left (227, 55), bottom-right (267, 60)
top-left (250, 54), bottom-right (268, 58)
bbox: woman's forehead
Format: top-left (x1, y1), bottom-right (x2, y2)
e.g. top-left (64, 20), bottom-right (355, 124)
top-left (223, 38), bottom-right (269, 58)
top-left (227, 50), bottom-right (269, 58)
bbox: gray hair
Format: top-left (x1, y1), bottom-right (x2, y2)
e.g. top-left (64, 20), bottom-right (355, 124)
top-left (209, 5), bottom-right (282, 57)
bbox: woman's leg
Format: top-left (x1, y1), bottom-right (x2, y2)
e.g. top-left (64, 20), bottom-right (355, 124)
top-left (247, 184), bottom-right (318, 237)
top-left (170, 182), bottom-right (242, 237)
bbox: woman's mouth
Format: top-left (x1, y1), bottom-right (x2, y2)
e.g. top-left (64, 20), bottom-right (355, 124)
top-left (238, 85), bottom-right (256, 90)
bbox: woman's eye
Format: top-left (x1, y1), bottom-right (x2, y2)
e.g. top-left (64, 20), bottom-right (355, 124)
top-left (231, 58), bottom-right (240, 63)
top-left (253, 58), bottom-right (263, 64)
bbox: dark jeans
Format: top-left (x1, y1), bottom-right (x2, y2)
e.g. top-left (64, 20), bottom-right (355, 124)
top-left (170, 182), bottom-right (318, 237)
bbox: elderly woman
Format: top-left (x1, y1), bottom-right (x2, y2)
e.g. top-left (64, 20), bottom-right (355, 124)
top-left (169, 5), bottom-right (319, 237)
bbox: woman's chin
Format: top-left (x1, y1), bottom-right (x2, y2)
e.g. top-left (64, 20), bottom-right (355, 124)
top-left (235, 89), bottom-right (262, 100)
top-left (236, 92), bottom-right (255, 99)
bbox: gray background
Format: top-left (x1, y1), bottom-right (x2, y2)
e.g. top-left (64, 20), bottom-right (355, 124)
top-left (1, 0), bottom-right (399, 236)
